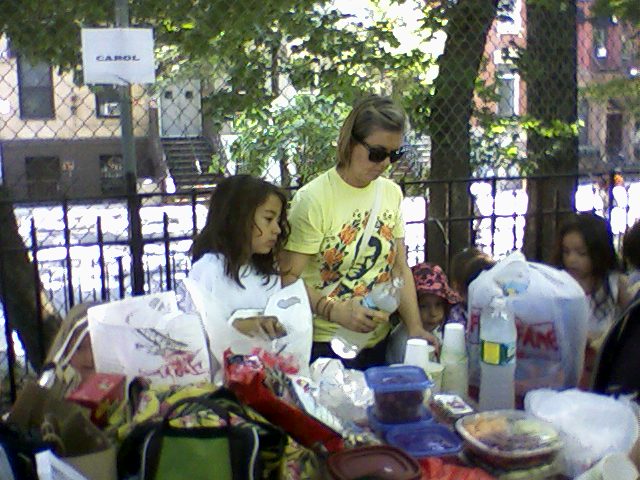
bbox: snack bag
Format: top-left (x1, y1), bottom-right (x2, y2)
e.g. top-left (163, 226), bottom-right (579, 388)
top-left (224, 351), bottom-right (344, 453)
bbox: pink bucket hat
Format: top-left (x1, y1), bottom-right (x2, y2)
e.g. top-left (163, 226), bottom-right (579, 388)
top-left (411, 262), bottom-right (462, 305)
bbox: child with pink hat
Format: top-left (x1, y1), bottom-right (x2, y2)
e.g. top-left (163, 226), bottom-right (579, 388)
top-left (386, 262), bottom-right (462, 364)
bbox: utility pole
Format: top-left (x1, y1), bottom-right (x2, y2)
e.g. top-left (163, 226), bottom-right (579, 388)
top-left (115, 0), bottom-right (145, 295)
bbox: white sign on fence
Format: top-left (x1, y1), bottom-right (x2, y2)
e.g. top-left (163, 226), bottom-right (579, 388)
top-left (81, 28), bottom-right (155, 85)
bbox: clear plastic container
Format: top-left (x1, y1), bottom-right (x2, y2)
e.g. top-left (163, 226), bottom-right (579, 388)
top-left (364, 365), bottom-right (432, 423)
top-left (386, 423), bottom-right (463, 458)
top-left (366, 405), bottom-right (432, 439)
top-left (454, 410), bottom-right (562, 470)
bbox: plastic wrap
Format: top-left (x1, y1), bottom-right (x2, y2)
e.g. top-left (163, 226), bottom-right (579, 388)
top-left (309, 358), bottom-right (373, 425)
top-left (525, 388), bottom-right (639, 477)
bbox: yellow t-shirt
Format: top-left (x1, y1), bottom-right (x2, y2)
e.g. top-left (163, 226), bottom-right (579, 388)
top-left (285, 167), bottom-right (405, 347)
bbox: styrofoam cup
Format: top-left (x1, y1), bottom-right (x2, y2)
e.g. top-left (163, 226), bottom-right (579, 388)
top-left (442, 323), bottom-right (466, 358)
top-left (404, 338), bottom-right (434, 368)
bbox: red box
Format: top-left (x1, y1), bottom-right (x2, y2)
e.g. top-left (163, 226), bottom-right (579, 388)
top-left (66, 372), bottom-right (126, 427)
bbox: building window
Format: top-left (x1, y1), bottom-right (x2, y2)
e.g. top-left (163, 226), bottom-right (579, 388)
top-left (94, 86), bottom-right (121, 118)
top-left (25, 156), bottom-right (60, 198)
top-left (606, 113), bottom-right (623, 156)
top-left (578, 99), bottom-right (590, 146)
top-left (496, 66), bottom-right (518, 117)
top-left (17, 57), bottom-right (54, 119)
top-left (593, 22), bottom-right (608, 59)
top-left (100, 154), bottom-right (125, 194)
top-left (496, 0), bottom-right (522, 35)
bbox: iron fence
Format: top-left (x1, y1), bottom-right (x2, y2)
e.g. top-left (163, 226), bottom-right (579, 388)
top-left (2, 168), bottom-right (640, 406)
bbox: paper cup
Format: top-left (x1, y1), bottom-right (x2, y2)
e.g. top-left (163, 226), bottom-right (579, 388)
top-left (404, 338), bottom-right (435, 368)
top-left (442, 323), bottom-right (466, 358)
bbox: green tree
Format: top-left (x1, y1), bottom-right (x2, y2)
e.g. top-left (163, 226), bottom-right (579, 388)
top-left (592, 0), bottom-right (640, 25)
top-left (231, 94), bottom-right (350, 185)
top-left (520, 0), bottom-right (579, 262)
top-left (413, 0), bottom-right (501, 268)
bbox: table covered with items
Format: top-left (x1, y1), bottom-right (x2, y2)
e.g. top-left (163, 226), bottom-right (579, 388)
top-left (1, 275), bottom-right (639, 480)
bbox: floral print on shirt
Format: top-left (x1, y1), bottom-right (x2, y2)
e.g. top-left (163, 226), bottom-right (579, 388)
top-left (318, 209), bottom-right (395, 299)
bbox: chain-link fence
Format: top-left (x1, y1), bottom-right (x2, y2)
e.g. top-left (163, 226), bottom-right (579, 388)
top-left (0, 0), bottom-right (639, 405)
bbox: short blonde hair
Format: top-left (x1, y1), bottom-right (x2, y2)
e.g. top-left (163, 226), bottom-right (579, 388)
top-left (336, 95), bottom-right (407, 168)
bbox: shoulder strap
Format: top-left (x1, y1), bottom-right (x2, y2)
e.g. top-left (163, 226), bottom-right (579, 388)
top-left (321, 181), bottom-right (382, 296)
top-left (358, 181), bottom-right (382, 260)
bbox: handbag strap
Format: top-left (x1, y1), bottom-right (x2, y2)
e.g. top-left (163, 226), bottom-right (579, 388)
top-left (322, 180), bottom-right (382, 296)
top-left (161, 395), bottom-right (232, 431)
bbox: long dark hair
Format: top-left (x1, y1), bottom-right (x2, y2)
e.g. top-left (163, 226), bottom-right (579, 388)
top-left (552, 212), bottom-right (620, 282)
top-left (191, 175), bottom-right (290, 287)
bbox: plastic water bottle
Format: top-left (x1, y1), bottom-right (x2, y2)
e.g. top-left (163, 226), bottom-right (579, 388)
top-left (331, 277), bottom-right (404, 359)
top-left (362, 276), bottom-right (404, 313)
top-left (479, 297), bottom-right (517, 411)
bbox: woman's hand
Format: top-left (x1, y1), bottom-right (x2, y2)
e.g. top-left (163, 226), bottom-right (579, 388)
top-left (407, 325), bottom-right (441, 352)
top-left (330, 297), bottom-right (390, 333)
top-left (232, 316), bottom-right (287, 339)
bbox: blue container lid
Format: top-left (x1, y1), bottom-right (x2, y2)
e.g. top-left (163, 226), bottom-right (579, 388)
top-left (367, 406), bottom-right (433, 438)
top-left (386, 423), bottom-right (463, 458)
top-left (365, 365), bottom-right (432, 393)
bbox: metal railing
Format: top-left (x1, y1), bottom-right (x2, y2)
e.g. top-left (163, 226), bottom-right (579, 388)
top-left (2, 168), bottom-right (639, 405)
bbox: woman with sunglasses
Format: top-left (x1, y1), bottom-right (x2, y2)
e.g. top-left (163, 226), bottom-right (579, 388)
top-left (280, 94), bottom-right (438, 370)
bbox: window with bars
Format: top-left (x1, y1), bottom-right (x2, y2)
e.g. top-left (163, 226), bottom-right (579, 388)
top-left (17, 56), bottom-right (54, 120)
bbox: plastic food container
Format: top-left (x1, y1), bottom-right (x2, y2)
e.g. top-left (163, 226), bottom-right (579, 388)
top-left (365, 365), bottom-right (432, 423)
top-left (367, 405), bottom-right (433, 439)
top-left (327, 445), bottom-right (422, 480)
top-left (386, 423), bottom-right (463, 459)
top-left (454, 410), bottom-right (562, 470)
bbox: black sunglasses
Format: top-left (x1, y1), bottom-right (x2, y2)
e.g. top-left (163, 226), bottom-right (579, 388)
top-left (356, 139), bottom-right (409, 164)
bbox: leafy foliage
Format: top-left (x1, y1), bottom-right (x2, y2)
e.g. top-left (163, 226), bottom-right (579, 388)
top-left (592, 0), bottom-right (640, 26)
top-left (0, 0), bottom-right (554, 182)
top-left (231, 94), bottom-right (349, 184)
top-left (582, 77), bottom-right (640, 115)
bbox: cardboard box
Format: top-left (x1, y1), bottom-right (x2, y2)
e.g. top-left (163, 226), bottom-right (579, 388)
top-left (67, 373), bottom-right (126, 427)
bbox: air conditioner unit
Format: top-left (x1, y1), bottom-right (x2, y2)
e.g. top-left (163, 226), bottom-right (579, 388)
top-left (99, 101), bottom-right (120, 117)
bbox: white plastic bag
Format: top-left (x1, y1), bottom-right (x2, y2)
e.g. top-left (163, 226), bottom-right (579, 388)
top-left (183, 278), bottom-right (313, 372)
top-left (525, 388), bottom-right (639, 477)
top-left (467, 251), bottom-right (590, 395)
top-left (87, 291), bottom-right (213, 385)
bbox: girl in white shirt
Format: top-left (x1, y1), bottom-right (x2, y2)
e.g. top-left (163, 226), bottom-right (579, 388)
top-left (552, 212), bottom-right (630, 387)
top-left (189, 174), bottom-right (290, 339)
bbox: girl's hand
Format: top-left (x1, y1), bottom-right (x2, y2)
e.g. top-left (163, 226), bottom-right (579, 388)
top-left (330, 297), bottom-right (390, 333)
top-left (232, 316), bottom-right (287, 339)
